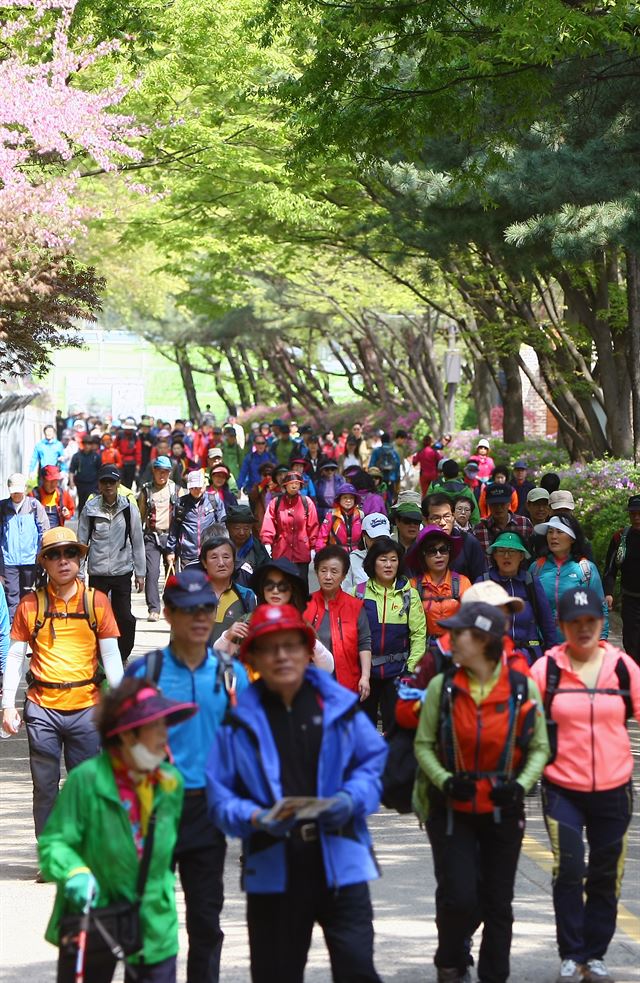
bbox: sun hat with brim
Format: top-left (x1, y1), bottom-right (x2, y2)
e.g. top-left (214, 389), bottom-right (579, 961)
top-left (367, 467), bottom-right (383, 479)
top-left (122, 418), bottom-right (137, 430)
top-left (163, 569), bottom-right (218, 608)
top-left (240, 603), bottom-right (316, 660)
top-left (487, 531), bottom-right (531, 559)
top-left (38, 526), bottom-right (88, 563)
top-left (152, 456), bottom-right (172, 470)
top-left (461, 580), bottom-right (525, 613)
top-left (476, 439), bottom-right (491, 450)
top-left (335, 483), bottom-right (358, 504)
top-left (210, 465), bottom-right (231, 478)
top-left (41, 465), bottom-right (62, 480)
top-left (534, 515), bottom-right (576, 539)
top-left (527, 487), bottom-right (550, 503)
top-left (438, 601), bottom-right (505, 639)
top-left (105, 685), bottom-right (198, 738)
top-left (249, 557), bottom-right (309, 600)
top-left (404, 524), bottom-right (461, 576)
top-left (557, 586), bottom-right (604, 622)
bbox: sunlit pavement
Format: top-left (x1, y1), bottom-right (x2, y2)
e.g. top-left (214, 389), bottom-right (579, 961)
top-left (1, 589), bottom-right (638, 982)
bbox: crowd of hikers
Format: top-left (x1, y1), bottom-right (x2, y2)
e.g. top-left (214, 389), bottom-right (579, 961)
top-left (0, 409), bottom-right (639, 983)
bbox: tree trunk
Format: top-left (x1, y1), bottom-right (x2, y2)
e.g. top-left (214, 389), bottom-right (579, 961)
top-left (222, 343), bottom-right (252, 411)
top-left (499, 355), bottom-right (525, 442)
top-left (472, 358), bottom-right (493, 434)
top-left (174, 344), bottom-right (201, 423)
top-left (626, 250), bottom-right (640, 465)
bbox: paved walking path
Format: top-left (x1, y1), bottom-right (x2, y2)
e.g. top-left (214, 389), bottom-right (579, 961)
top-left (1, 591), bottom-right (639, 982)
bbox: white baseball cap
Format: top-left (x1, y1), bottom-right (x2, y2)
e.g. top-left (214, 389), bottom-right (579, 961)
top-left (549, 490), bottom-right (575, 511)
top-left (7, 472), bottom-right (26, 493)
top-left (186, 469), bottom-right (205, 488)
top-left (361, 513), bottom-right (391, 538)
top-left (462, 580), bottom-right (525, 612)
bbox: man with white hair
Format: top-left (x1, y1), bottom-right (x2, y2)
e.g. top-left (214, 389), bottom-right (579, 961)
top-left (0, 474), bottom-right (49, 618)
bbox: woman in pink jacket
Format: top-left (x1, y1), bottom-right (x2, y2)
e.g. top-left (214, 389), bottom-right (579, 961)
top-left (259, 470), bottom-right (319, 582)
top-left (531, 586), bottom-right (640, 983)
top-left (315, 484), bottom-right (364, 553)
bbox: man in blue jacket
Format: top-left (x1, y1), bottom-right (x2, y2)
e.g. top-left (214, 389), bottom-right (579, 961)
top-left (237, 438), bottom-right (276, 496)
top-left (28, 424), bottom-right (64, 481)
top-left (126, 569), bottom-right (248, 983)
top-left (206, 603), bottom-right (388, 983)
top-left (0, 473), bottom-right (49, 618)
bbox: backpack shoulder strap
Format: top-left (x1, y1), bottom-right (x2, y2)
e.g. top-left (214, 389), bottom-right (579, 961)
top-left (82, 586), bottom-right (99, 635)
top-left (523, 570), bottom-right (542, 629)
top-left (450, 572), bottom-right (460, 601)
top-left (544, 655), bottom-right (561, 717)
top-left (122, 503), bottom-right (132, 550)
top-left (31, 588), bottom-right (49, 643)
top-left (614, 657), bottom-right (633, 720)
top-left (144, 648), bottom-right (164, 685)
top-left (533, 556), bottom-right (545, 576)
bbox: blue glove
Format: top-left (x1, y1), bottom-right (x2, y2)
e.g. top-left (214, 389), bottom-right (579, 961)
top-left (253, 810), bottom-right (297, 838)
top-left (64, 871), bottom-right (98, 912)
top-left (317, 792), bottom-right (354, 832)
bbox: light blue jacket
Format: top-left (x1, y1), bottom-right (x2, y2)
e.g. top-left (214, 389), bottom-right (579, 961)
top-left (30, 438), bottom-right (64, 474)
top-left (126, 645), bottom-right (248, 788)
top-left (529, 555), bottom-right (609, 643)
top-left (206, 666), bottom-right (388, 893)
top-left (0, 497), bottom-right (48, 566)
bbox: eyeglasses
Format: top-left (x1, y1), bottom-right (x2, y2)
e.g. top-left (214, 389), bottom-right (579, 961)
top-left (44, 547), bottom-right (81, 561)
top-left (263, 580), bottom-right (291, 593)
top-left (255, 441), bottom-right (266, 446)
top-left (424, 544), bottom-right (451, 556)
top-left (252, 641), bottom-right (305, 658)
top-left (429, 514), bottom-right (453, 525)
top-left (493, 548), bottom-right (521, 556)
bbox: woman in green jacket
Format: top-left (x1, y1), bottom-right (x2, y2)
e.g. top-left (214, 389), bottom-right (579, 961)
top-left (38, 678), bottom-right (197, 983)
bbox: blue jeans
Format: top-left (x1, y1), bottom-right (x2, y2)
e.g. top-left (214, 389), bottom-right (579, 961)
top-left (541, 779), bottom-right (633, 962)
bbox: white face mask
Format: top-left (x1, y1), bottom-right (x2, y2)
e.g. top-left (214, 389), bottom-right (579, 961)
top-left (129, 742), bottom-right (165, 772)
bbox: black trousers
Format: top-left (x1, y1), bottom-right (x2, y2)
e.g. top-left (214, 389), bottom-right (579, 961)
top-left (362, 676), bottom-right (398, 734)
top-left (173, 794), bottom-right (226, 983)
top-left (144, 533), bottom-right (169, 613)
top-left (427, 805), bottom-right (524, 983)
top-left (89, 572), bottom-right (136, 663)
top-left (121, 461), bottom-right (137, 490)
top-left (75, 482), bottom-right (97, 513)
top-left (57, 950), bottom-right (176, 983)
top-left (247, 839), bottom-right (381, 983)
top-left (621, 592), bottom-right (640, 664)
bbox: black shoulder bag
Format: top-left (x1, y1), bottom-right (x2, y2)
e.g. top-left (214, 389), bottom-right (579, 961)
top-left (59, 811), bottom-right (157, 972)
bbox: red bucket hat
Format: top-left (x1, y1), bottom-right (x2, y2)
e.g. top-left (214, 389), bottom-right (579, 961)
top-left (240, 604), bottom-right (315, 660)
top-left (105, 685), bottom-right (198, 738)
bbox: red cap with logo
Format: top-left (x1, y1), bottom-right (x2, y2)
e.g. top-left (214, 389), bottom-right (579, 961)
top-left (240, 604), bottom-right (316, 660)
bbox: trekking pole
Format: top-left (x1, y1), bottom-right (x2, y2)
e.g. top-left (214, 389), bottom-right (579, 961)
top-left (74, 880), bottom-right (95, 983)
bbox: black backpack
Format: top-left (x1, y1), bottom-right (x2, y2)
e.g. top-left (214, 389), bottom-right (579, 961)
top-left (377, 445), bottom-right (396, 474)
top-left (381, 723), bottom-right (418, 814)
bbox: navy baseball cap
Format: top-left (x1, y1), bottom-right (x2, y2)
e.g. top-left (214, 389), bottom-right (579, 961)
top-left (98, 464), bottom-right (121, 482)
top-left (628, 495), bottom-right (640, 511)
top-left (513, 459), bottom-right (527, 469)
top-left (557, 586), bottom-right (603, 621)
top-left (163, 569), bottom-right (217, 609)
top-left (486, 483), bottom-right (513, 504)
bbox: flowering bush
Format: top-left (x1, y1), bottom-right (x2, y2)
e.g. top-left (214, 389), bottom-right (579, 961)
top-left (539, 459), bottom-right (640, 569)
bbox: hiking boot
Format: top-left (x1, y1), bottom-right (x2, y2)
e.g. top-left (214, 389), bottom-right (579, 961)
top-left (147, 611), bottom-right (160, 622)
top-left (35, 869), bottom-right (46, 883)
top-left (437, 970), bottom-right (468, 983)
top-left (583, 960), bottom-right (614, 982)
top-left (556, 960), bottom-right (584, 982)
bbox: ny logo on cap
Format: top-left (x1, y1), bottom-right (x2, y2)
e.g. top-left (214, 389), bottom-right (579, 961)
top-left (187, 582), bottom-right (202, 592)
top-left (574, 591), bottom-right (589, 606)
top-left (370, 517), bottom-right (386, 527)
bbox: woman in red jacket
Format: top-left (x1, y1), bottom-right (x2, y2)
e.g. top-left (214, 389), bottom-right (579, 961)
top-left (412, 435), bottom-right (441, 497)
top-left (531, 586), bottom-right (640, 983)
top-left (305, 545), bottom-right (372, 700)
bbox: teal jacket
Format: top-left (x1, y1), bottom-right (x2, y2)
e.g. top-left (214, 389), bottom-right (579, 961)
top-left (38, 751), bottom-right (184, 965)
top-left (529, 555), bottom-right (609, 643)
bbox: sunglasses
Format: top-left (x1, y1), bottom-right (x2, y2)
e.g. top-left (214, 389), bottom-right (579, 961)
top-left (44, 547), bottom-right (81, 561)
top-left (424, 544), bottom-right (451, 556)
top-left (176, 604), bottom-right (217, 616)
top-left (263, 580), bottom-right (291, 593)
top-left (255, 441), bottom-right (266, 446)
